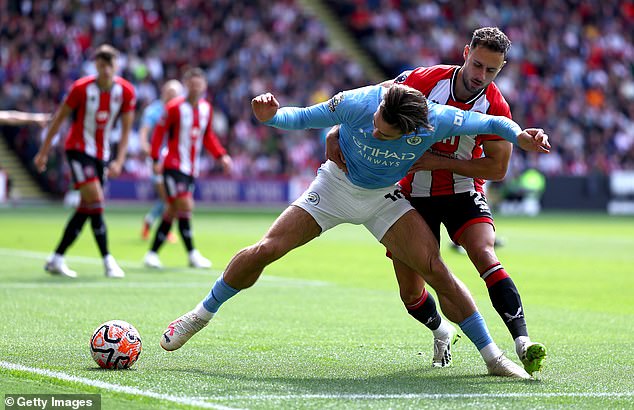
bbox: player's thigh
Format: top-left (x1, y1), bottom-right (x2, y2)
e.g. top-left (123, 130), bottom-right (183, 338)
top-left (409, 197), bottom-right (443, 244)
top-left (259, 205), bottom-right (322, 256)
top-left (381, 209), bottom-right (439, 274)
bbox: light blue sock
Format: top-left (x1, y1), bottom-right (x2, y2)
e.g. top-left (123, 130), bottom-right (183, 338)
top-left (459, 311), bottom-right (493, 350)
top-left (146, 201), bottom-right (165, 224)
top-left (202, 276), bottom-right (240, 313)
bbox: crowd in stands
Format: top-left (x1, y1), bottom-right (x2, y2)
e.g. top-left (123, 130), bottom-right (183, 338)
top-left (1, 0), bottom-right (633, 195)
top-left (328, 0), bottom-right (634, 177)
top-left (0, 0), bottom-right (368, 194)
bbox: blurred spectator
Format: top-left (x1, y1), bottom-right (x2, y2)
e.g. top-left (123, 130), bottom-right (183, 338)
top-left (1, 0), bottom-right (368, 194)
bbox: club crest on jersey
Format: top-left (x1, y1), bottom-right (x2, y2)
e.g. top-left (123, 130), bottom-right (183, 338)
top-left (406, 135), bottom-right (422, 145)
top-left (306, 191), bottom-right (320, 205)
top-left (328, 93), bottom-right (344, 112)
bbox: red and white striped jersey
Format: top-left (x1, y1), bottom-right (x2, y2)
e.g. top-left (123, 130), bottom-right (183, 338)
top-left (395, 65), bottom-right (511, 196)
top-left (151, 96), bottom-right (227, 177)
top-left (63, 75), bottom-right (136, 161)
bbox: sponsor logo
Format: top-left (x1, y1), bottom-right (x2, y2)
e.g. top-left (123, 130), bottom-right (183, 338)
top-left (96, 110), bottom-right (109, 123)
top-left (406, 136), bottom-right (422, 145)
top-left (306, 191), bottom-right (320, 205)
top-left (453, 110), bottom-right (464, 126)
top-left (504, 307), bottom-right (524, 323)
top-left (327, 93), bottom-right (344, 112)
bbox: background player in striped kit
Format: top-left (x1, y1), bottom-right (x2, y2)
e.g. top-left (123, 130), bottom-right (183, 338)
top-left (33, 44), bottom-right (136, 278)
top-left (144, 68), bottom-right (232, 269)
top-left (138, 79), bottom-right (184, 243)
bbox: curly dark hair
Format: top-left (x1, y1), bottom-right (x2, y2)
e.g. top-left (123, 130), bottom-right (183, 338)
top-left (470, 27), bottom-right (511, 56)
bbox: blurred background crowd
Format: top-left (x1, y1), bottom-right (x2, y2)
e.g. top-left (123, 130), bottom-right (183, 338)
top-left (1, 0), bottom-right (633, 195)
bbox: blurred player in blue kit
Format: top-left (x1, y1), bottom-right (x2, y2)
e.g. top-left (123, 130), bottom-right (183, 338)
top-left (160, 83), bottom-right (549, 379)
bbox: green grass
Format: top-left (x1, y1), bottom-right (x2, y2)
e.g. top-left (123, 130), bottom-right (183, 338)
top-left (1, 206), bottom-right (633, 409)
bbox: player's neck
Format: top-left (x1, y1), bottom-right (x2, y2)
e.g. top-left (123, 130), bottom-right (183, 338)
top-left (96, 77), bottom-right (114, 91)
top-left (454, 68), bottom-right (476, 102)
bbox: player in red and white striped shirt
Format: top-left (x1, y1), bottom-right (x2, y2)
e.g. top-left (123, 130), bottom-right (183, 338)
top-left (326, 28), bottom-right (546, 375)
top-left (34, 44), bottom-right (136, 279)
top-left (393, 28), bottom-right (546, 374)
top-left (144, 67), bottom-right (232, 270)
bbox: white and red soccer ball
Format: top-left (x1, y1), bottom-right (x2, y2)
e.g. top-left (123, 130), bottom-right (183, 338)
top-left (90, 320), bottom-right (142, 369)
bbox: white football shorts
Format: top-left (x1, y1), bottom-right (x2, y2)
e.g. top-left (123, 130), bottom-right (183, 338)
top-left (292, 161), bottom-right (413, 240)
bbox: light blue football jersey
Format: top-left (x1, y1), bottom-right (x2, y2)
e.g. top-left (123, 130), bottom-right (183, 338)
top-left (265, 85), bottom-right (521, 189)
top-left (141, 100), bottom-right (165, 131)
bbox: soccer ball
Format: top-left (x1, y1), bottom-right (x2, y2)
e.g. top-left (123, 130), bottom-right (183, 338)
top-left (90, 320), bottom-right (142, 369)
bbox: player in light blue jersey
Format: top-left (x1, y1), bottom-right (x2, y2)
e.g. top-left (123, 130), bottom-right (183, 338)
top-left (139, 80), bottom-right (183, 241)
top-left (160, 84), bottom-right (549, 379)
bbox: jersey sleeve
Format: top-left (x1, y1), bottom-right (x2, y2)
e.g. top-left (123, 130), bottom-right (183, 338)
top-left (431, 104), bottom-right (521, 145)
top-left (120, 80), bottom-right (137, 113)
top-left (264, 90), bottom-right (355, 130)
top-left (63, 81), bottom-right (84, 110)
top-left (203, 107), bottom-right (227, 159)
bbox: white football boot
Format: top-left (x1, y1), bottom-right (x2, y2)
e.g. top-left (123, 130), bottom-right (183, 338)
top-left (432, 326), bottom-right (461, 368)
top-left (144, 251), bottom-right (163, 269)
top-left (160, 311), bottom-right (209, 351)
top-left (104, 255), bottom-right (125, 278)
top-left (486, 354), bottom-right (532, 379)
top-left (188, 249), bottom-right (212, 268)
top-left (44, 254), bottom-right (77, 278)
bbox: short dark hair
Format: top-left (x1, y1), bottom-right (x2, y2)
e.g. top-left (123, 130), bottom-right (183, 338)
top-left (382, 84), bottom-right (431, 134)
top-left (92, 44), bottom-right (119, 64)
top-left (470, 27), bottom-right (511, 56)
top-left (183, 67), bottom-right (206, 81)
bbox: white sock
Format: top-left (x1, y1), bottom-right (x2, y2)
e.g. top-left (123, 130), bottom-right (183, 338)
top-left (432, 318), bottom-right (454, 339)
top-left (480, 342), bottom-right (504, 363)
top-left (514, 336), bottom-right (531, 356)
top-left (194, 302), bottom-right (214, 321)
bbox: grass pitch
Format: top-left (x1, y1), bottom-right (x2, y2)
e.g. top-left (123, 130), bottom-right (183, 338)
top-left (1, 206), bottom-right (633, 409)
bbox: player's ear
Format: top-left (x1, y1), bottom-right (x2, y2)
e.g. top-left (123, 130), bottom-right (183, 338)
top-left (463, 45), bottom-right (470, 60)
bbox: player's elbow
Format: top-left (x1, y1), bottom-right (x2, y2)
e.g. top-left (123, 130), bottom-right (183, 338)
top-left (489, 165), bottom-right (508, 181)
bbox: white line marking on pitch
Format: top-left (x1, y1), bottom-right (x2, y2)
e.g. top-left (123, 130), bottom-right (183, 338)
top-left (0, 247), bottom-right (328, 287)
top-left (196, 391), bottom-right (634, 400)
top-left (0, 361), bottom-right (241, 410)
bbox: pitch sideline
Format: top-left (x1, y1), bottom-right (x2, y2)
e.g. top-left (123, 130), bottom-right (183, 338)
top-left (0, 360), bottom-right (241, 410)
top-left (2, 360), bottom-right (632, 406)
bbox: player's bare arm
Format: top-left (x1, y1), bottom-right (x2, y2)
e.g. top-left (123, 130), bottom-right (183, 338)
top-left (251, 93), bottom-right (280, 122)
top-left (33, 104), bottom-right (72, 173)
top-left (108, 111), bottom-right (134, 178)
top-left (325, 125), bottom-right (347, 174)
top-left (408, 140), bottom-right (512, 180)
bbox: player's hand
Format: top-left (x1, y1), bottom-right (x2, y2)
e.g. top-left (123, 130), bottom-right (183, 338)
top-left (517, 128), bottom-right (551, 153)
top-left (108, 160), bottom-right (123, 178)
top-left (408, 152), bottom-right (441, 174)
top-left (325, 126), bottom-right (347, 174)
top-left (251, 93), bottom-right (280, 122)
top-left (33, 151), bottom-right (48, 172)
top-left (220, 154), bottom-right (233, 175)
